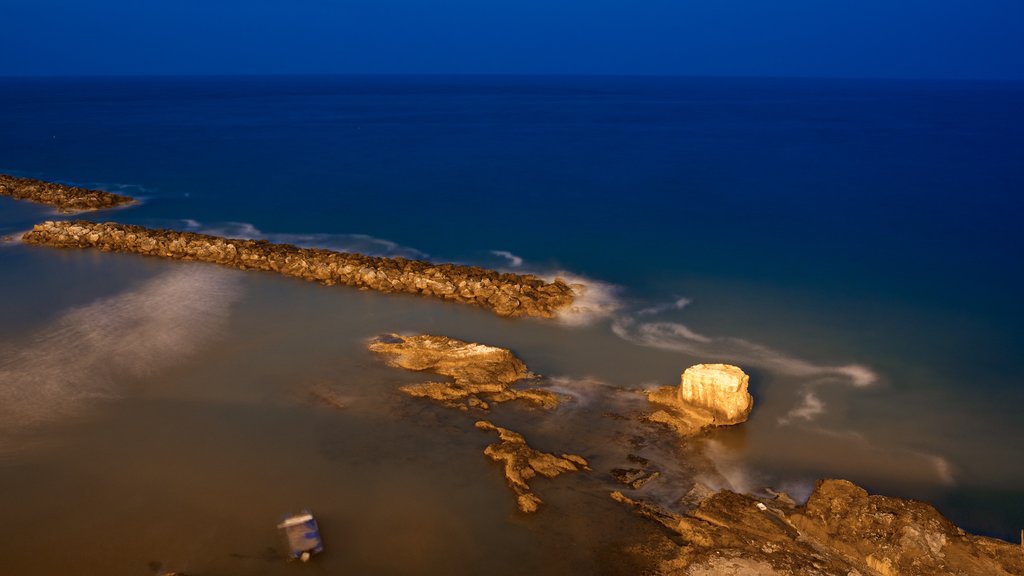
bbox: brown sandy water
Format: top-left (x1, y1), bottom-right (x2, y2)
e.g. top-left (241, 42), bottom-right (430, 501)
top-left (0, 245), bottom-right (1019, 573)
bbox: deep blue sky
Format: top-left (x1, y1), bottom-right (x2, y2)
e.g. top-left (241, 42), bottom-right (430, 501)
top-left (2, 0), bottom-right (1023, 79)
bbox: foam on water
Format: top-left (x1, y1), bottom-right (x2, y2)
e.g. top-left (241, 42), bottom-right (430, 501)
top-left (612, 315), bottom-right (878, 389)
top-left (179, 219), bottom-right (429, 259)
top-left (489, 250), bottom-right (523, 268)
top-left (778, 390), bottom-right (826, 425)
top-left (548, 272), bottom-right (624, 326)
top-left (0, 265), bottom-right (243, 447)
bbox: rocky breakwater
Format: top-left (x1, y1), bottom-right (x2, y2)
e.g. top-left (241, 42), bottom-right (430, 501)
top-left (647, 363), bottom-right (754, 436)
top-left (1, 174), bottom-right (135, 212)
top-left (22, 221), bottom-right (576, 318)
top-left (613, 478), bottom-right (1024, 575)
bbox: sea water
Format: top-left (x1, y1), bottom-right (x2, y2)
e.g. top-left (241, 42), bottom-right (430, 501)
top-left (1, 76), bottom-right (1022, 574)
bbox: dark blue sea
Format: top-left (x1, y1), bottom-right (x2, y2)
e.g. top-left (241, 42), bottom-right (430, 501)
top-left (1, 76), bottom-right (1022, 573)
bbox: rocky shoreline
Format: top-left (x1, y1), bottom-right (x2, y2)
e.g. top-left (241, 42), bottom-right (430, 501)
top-left (0, 174), bottom-right (135, 213)
top-left (370, 336), bottom-right (1023, 573)
top-left (614, 479), bottom-right (1024, 575)
top-left (22, 220), bottom-right (576, 318)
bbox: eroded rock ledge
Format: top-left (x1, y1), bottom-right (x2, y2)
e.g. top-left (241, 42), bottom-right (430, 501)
top-left (0, 174), bottom-right (135, 213)
top-left (476, 420), bottom-right (589, 513)
top-left (368, 333), bottom-right (560, 409)
top-left (22, 221), bottom-right (576, 318)
top-left (614, 478), bottom-right (1023, 576)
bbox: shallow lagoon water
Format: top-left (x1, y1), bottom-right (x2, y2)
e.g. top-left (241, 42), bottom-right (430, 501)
top-left (1, 76), bottom-right (1023, 571)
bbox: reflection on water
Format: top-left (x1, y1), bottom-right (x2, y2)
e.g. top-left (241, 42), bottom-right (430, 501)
top-left (0, 241), bottom-right (1021, 573)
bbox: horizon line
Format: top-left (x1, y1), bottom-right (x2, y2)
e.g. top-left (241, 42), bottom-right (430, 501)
top-left (1, 71), bottom-right (1022, 84)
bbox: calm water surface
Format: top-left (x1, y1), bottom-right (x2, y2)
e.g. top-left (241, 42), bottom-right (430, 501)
top-left (1, 76), bottom-right (1022, 573)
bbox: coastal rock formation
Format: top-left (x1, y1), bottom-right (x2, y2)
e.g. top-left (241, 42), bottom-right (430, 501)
top-left (368, 334), bottom-right (559, 410)
top-left (475, 420), bottom-right (589, 513)
top-left (647, 364), bottom-right (753, 436)
top-left (22, 221), bottom-right (575, 318)
top-left (614, 479), bottom-right (1024, 576)
top-left (0, 174), bottom-right (135, 212)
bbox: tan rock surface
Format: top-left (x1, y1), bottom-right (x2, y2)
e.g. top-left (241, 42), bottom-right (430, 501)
top-left (647, 363), bottom-right (753, 436)
top-left (369, 333), bottom-right (559, 410)
top-left (1, 174), bottom-right (135, 212)
top-left (614, 479), bottom-right (1024, 576)
top-left (22, 220), bottom-right (575, 318)
top-left (476, 420), bottom-right (589, 513)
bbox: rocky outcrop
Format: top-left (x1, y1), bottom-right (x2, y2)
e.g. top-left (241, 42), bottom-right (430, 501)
top-left (613, 479), bottom-right (1024, 576)
top-left (647, 363), bottom-right (753, 436)
top-left (475, 420), bottom-right (589, 513)
top-left (22, 221), bottom-right (576, 318)
top-left (368, 334), bottom-right (559, 410)
top-left (0, 174), bottom-right (135, 212)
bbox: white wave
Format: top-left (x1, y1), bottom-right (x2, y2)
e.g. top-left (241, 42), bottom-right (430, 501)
top-left (179, 219), bottom-right (429, 259)
top-left (613, 316), bottom-right (877, 389)
top-left (778, 390), bottom-right (826, 425)
top-left (182, 219), bottom-right (262, 239)
top-left (547, 272), bottom-right (624, 327)
top-left (927, 454), bottom-right (956, 486)
top-left (0, 266), bottom-right (243, 442)
top-left (700, 438), bottom-right (757, 494)
top-left (637, 297), bottom-right (693, 316)
top-left (543, 375), bottom-right (620, 406)
top-left (490, 250), bottom-right (523, 268)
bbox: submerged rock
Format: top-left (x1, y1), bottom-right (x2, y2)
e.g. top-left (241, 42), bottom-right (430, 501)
top-left (475, 420), bottom-right (589, 513)
top-left (611, 467), bottom-right (661, 490)
top-left (613, 479), bottom-right (1024, 576)
top-left (368, 333), bottom-right (559, 410)
top-left (0, 174), bottom-right (135, 213)
top-left (647, 363), bottom-right (753, 436)
top-left (22, 220), bottom-right (575, 318)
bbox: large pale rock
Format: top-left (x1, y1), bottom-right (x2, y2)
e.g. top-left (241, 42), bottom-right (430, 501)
top-left (646, 363), bottom-right (753, 437)
top-left (678, 364), bottom-right (752, 425)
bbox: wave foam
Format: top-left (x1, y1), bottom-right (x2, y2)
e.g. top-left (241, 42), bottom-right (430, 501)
top-left (180, 219), bottom-right (428, 259)
top-left (0, 266), bottom-right (242, 442)
top-left (490, 250), bottom-right (523, 268)
top-left (549, 272), bottom-right (624, 327)
top-left (778, 390), bottom-right (826, 425)
top-left (613, 316), bottom-right (877, 389)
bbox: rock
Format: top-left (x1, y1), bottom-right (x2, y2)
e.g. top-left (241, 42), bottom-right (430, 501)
top-left (475, 420), bottom-right (589, 513)
top-left (613, 479), bottom-right (1024, 576)
top-left (0, 174), bottom-right (135, 213)
top-left (790, 479), bottom-right (1024, 576)
top-left (611, 467), bottom-right (661, 489)
top-left (646, 363), bottom-right (753, 437)
top-left (369, 333), bottom-right (560, 410)
top-left (21, 221), bottom-right (575, 318)
top-left (677, 364), bottom-right (752, 425)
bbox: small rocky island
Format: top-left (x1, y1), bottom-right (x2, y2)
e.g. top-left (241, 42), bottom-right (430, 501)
top-left (368, 333), bottom-right (560, 409)
top-left (0, 174), bottom-right (135, 212)
top-left (22, 220), bottom-right (576, 318)
top-left (475, 420), bottom-right (589, 513)
top-left (646, 363), bottom-right (754, 436)
top-left (369, 333), bottom-right (577, 512)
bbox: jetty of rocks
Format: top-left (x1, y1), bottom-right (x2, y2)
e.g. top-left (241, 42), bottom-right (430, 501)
top-left (0, 174), bottom-right (135, 213)
top-left (22, 220), bottom-right (576, 318)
